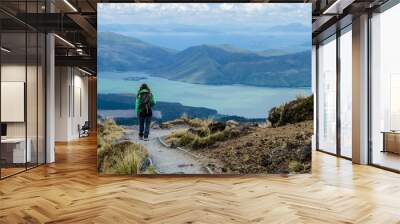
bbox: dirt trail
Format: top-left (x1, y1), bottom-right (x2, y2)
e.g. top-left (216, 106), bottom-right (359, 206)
top-left (124, 127), bottom-right (207, 174)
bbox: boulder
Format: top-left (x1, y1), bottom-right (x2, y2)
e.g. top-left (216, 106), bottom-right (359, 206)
top-left (226, 120), bottom-right (239, 128)
top-left (208, 121), bottom-right (226, 133)
top-left (151, 122), bottom-right (160, 129)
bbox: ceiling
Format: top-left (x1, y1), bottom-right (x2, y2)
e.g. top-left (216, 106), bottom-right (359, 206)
top-left (311, 0), bottom-right (390, 43)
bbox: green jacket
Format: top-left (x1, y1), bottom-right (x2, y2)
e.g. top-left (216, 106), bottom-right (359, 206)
top-left (135, 89), bottom-right (156, 113)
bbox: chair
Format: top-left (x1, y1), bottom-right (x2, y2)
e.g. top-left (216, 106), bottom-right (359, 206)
top-left (79, 121), bottom-right (90, 138)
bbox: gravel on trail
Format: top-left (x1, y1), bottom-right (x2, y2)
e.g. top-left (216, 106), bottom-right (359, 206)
top-left (124, 127), bottom-right (207, 174)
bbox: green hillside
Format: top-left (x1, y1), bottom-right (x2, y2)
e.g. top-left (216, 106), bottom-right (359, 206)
top-left (98, 32), bottom-right (311, 87)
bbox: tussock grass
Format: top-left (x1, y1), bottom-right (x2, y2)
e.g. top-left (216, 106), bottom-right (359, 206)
top-left (100, 140), bottom-right (150, 175)
top-left (166, 126), bottom-right (240, 150)
top-left (161, 114), bottom-right (214, 129)
top-left (267, 95), bottom-right (313, 127)
top-left (98, 118), bottom-right (125, 143)
top-left (186, 117), bottom-right (213, 128)
top-left (97, 119), bottom-right (153, 174)
top-left (103, 142), bottom-right (147, 175)
top-left (166, 130), bottom-right (196, 147)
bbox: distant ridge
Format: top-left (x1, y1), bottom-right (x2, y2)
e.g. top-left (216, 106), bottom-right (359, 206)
top-left (98, 32), bottom-right (311, 87)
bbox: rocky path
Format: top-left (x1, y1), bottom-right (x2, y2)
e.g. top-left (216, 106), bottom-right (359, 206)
top-left (124, 127), bottom-right (207, 174)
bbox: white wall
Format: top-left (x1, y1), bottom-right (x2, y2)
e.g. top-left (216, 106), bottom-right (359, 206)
top-left (55, 66), bottom-right (70, 141)
top-left (1, 65), bottom-right (26, 138)
top-left (55, 67), bottom-right (89, 141)
top-left (72, 73), bottom-right (89, 138)
top-left (1, 63), bottom-right (46, 164)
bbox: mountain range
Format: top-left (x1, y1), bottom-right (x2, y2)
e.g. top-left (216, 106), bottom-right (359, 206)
top-left (98, 23), bottom-right (311, 51)
top-left (98, 32), bottom-right (311, 87)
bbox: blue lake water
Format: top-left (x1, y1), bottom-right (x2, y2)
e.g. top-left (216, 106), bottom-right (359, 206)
top-left (98, 71), bottom-right (312, 119)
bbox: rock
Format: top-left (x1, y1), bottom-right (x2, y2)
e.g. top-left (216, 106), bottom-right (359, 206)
top-left (258, 122), bottom-right (269, 128)
top-left (208, 121), bottom-right (226, 133)
top-left (151, 122), bottom-right (160, 129)
top-left (170, 140), bottom-right (179, 148)
top-left (140, 157), bottom-right (151, 172)
top-left (159, 123), bottom-right (171, 129)
top-left (226, 120), bottom-right (239, 127)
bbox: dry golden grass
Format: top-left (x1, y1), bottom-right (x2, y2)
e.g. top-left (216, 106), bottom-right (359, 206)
top-left (165, 123), bottom-right (241, 150)
top-left (97, 119), bottom-right (153, 175)
top-left (161, 114), bottom-right (214, 129)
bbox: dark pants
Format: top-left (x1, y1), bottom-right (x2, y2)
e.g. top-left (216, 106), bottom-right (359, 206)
top-left (138, 114), bottom-right (152, 138)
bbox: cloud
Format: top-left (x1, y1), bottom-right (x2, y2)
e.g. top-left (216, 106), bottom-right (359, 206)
top-left (99, 3), bottom-right (211, 15)
top-left (98, 3), bottom-right (311, 27)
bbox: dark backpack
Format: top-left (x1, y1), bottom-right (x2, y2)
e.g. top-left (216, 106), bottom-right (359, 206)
top-left (139, 92), bottom-right (152, 116)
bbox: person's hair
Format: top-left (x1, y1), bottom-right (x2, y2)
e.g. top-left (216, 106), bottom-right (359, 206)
top-left (139, 83), bottom-right (150, 92)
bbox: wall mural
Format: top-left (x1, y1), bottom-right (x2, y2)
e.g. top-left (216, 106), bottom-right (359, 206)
top-left (97, 3), bottom-right (313, 175)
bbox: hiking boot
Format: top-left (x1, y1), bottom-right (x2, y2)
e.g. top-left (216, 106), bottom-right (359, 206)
top-left (144, 137), bottom-right (149, 141)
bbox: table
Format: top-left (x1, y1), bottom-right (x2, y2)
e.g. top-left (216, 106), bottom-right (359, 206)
top-left (1, 138), bottom-right (31, 164)
top-left (381, 131), bottom-right (400, 154)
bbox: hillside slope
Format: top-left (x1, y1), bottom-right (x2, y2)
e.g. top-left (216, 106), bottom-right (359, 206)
top-left (98, 32), bottom-right (311, 87)
top-left (203, 120), bottom-right (312, 174)
top-left (98, 32), bottom-right (175, 72)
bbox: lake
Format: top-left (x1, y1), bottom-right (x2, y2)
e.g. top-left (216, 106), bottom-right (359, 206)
top-left (98, 71), bottom-right (312, 119)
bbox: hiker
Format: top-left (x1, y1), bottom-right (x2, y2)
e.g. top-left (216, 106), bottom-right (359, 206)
top-left (135, 83), bottom-right (156, 141)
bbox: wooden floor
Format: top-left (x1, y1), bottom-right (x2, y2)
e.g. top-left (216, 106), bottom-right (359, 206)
top-left (1, 136), bottom-right (400, 223)
top-left (1, 167), bottom-right (26, 178)
top-left (373, 150), bottom-right (400, 171)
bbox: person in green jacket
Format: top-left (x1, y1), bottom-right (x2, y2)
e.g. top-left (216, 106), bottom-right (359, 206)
top-left (135, 83), bottom-right (156, 141)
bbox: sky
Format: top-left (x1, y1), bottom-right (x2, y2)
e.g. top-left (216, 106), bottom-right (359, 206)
top-left (98, 3), bottom-right (311, 51)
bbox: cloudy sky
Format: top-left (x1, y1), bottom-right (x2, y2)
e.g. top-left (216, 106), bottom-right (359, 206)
top-left (98, 3), bottom-right (311, 51)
